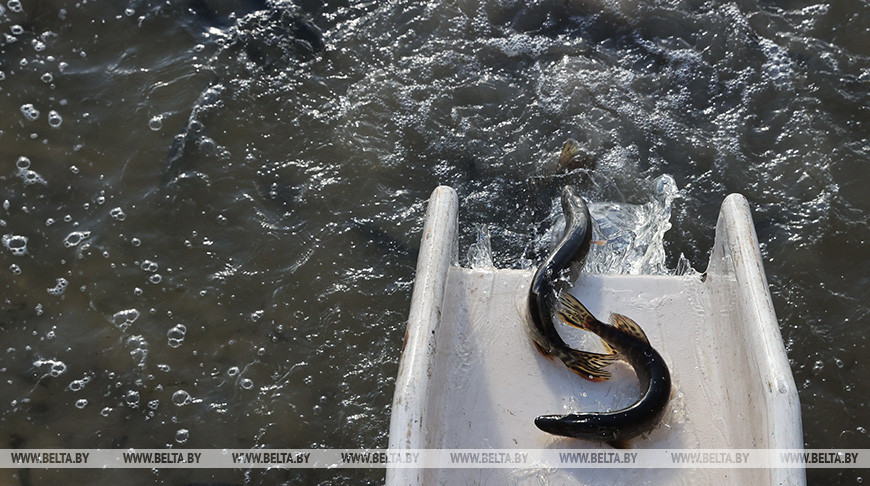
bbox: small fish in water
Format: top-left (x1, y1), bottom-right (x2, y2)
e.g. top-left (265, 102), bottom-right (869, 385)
top-left (533, 292), bottom-right (672, 445)
top-left (557, 138), bottom-right (595, 173)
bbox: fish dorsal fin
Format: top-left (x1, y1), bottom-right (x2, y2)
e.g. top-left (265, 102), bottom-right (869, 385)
top-left (609, 313), bottom-right (650, 345)
top-left (557, 292), bottom-right (618, 355)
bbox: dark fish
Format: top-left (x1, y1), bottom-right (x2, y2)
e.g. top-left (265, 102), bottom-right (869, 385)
top-left (534, 292), bottom-right (672, 444)
top-left (527, 185), bottom-right (618, 380)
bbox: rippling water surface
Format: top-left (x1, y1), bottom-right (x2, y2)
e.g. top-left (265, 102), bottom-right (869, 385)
top-left (0, 0), bottom-right (867, 483)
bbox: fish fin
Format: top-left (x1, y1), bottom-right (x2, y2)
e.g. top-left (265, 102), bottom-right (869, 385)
top-left (533, 340), bottom-right (555, 360)
top-left (564, 350), bottom-right (618, 382)
top-left (556, 293), bottom-right (596, 331)
top-left (609, 313), bottom-right (650, 345)
top-left (558, 292), bottom-right (618, 355)
top-left (599, 338), bottom-right (617, 355)
top-left (558, 139), bottom-right (582, 168)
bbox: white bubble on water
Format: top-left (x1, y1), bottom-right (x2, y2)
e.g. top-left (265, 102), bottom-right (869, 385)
top-left (110, 207), bottom-right (126, 221)
top-left (9, 264), bottom-right (21, 275)
top-left (157, 363), bottom-right (171, 372)
top-left (75, 399), bottom-right (88, 409)
top-left (125, 390), bottom-right (140, 408)
top-left (19, 103), bottom-right (39, 121)
top-left (47, 277), bottom-right (68, 295)
top-left (68, 376), bottom-right (91, 392)
top-left (63, 230), bottom-right (90, 247)
top-left (227, 366), bottom-right (239, 377)
top-left (15, 156), bottom-right (30, 170)
top-left (45, 218), bottom-right (55, 226)
top-left (47, 110), bottom-right (62, 128)
top-left (172, 390), bottom-right (191, 406)
top-left (148, 115), bottom-right (163, 131)
top-left (8, 0), bottom-right (23, 13)
top-left (147, 399), bottom-right (159, 410)
top-left (10, 25), bottom-right (23, 35)
top-left (124, 8), bottom-right (135, 16)
top-left (41, 72), bottom-right (53, 83)
top-left (31, 39), bottom-right (45, 52)
top-left (131, 237), bottom-right (141, 246)
top-left (19, 169), bottom-right (47, 185)
top-left (100, 407), bottom-right (113, 417)
top-left (126, 335), bottom-right (148, 366)
top-left (2, 234), bottom-right (28, 256)
top-left (69, 165), bottom-right (78, 174)
top-left (149, 274), bottom-right (162, 284)
top-left (167, 324), bottom-right (187, 348)
top-left (111, 308), bottom-right (140, 331)
top-left (175, 429), bottom-right (189, 444)
top-left (240, 378), bottom-right (254, 390)
top-left (140, 260), bottom-right (158, 272)
top-left (34, 358), bottom-right (67, 377)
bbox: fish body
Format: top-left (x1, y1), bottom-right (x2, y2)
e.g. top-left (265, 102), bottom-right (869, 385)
top-left (527, 184), bottom-right (671, 443)
top-left (534, 293), bottom-right (672, 443)
top-left (527, 185), bottom-right (618, 381)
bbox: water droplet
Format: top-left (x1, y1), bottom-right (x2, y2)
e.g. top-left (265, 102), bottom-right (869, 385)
top-left (10, 25), bottom-right (24, 35)
top-left (41, 72), bottom-right (53, 83)
top-left (175, 428), bottom-right (189, 444)
top-left (149, 274), bottom-right (162, 284)
top-left (172, 390), bottom-right (191, 406)
top-left (8, 0), bottom-right (23, 13)
top-left (240, 378), bottom-right (254, 390)
top-left (227, 366), bottom-right (239, 377)
top-left (111, 308), bottom-right (140, 331)
top-left (47, 110), bottom-right (62, 128)
top-left (75, 399), bottom-right (88, 409)
top-left (167, 324), bottom-right (187, 348)
top-left (148, 115), bottom-right (163, 131)
top-left (3, 233), bottom-right (28, 256)
top-left (812, 360), bottom-right (824, 374)
top-left (131, 237), bottom-right (141, 247)
top-left (47, 277), bottom-right (68, 295)
top-left (63, 231), bottom-right (90, 248)
top-left (15, 156), bottom-right (30, 170)
top-left (157, 363), bottom-right (171, 372)
top-left (9, 264), bottom-right (22, 275)
top-left (125, 390), bottom-right (140, 408)
top-left (110, 207), bottom-right (126, 221)
top-left (19, 103), bottom-right (39, 121)
top-left (147, 399), bottom-right (159, 410)
top-left (100, 407), bottom-right (112, 417)
top-left (140, 260), bottom-right (158, 272)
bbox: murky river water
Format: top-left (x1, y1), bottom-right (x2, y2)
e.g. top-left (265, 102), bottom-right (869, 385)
top-left (0, 0), bottom-right (867, 484)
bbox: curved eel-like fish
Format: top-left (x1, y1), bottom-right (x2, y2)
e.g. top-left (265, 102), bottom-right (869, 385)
top-left (527, 185), bottom-right (671, 443)
top-left (527, 185), bottom-right (618, 381)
